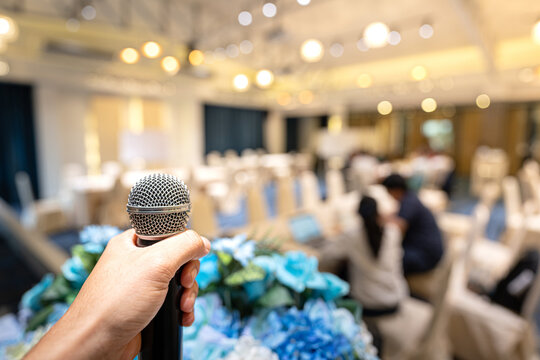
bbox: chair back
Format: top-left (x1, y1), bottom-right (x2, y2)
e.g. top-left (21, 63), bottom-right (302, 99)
top-left (502, 176), bottom-right (522, 221)
top-left (326, 169), bottom-right (345, 203)
top-left (190, 191), bottom-right (218, 238)
top-left (246, 182), bottom-right (268, 224)
top-left (276, 176), bottom-right (296, 216)
top-left (299, 171), bottom-right (321, 209)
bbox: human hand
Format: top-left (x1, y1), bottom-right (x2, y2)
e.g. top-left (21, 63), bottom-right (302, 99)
top-left (25, 229), bottom-right (211, 360)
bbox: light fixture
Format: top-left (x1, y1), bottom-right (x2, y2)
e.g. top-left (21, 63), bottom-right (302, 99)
top-left (328, 115), bottom-right (343, 133)
top-left (387, 30), bottom-right (401, 45)
top-left (356, 73), bottom-right (373, 88)
top-left (240, 40), bottom-right (254, 54)
top-left (411, 65), bottom-right (428, 81)
top-left (532, 19), bottom-right (540, 44)
top-left (188, 50), bottom-right (204, 66)
top-left (329, 42), bottom-right (344, 57)
top-left (300, 39), bottom-right (324, 62)
top-left (476, 94), bottom-right (490, 109)
top-left (263, 3), bottom-right (277, 18)
top-left (356, 38), bottom-right (369, 52)
top-left (298, 90), bottom-right (314, 104)
top-left (81, 5), bottom-right (97, 20)
top-left (363, 22), bottom-right (390, 48)
top-left (65, 18), bottom-right (80, 32)
top-left (297, 0), bottom-right (311, 6)
top-left (120, 48), bottom-right (139, 64)
top-left (419, 23), bottom-right (434, 39)
top-left (421, 97), bottom-right (437, 112)
top-left (238, 11), bottom-right (252, 26)
top-left (0, 15), bottom-right (18, 42)
top-left (377, 101), bottom-right (393, 115)
top-left (226, 44), bottom-right (240, 57)
top-left (277, 92), bottom-right (291, 106)
top-left (0, 60), bottom-right (9, 76)
top-left (256, 69), bottom-right (274, 88)
top-left (142, 41), bottom-right (161, 58)
top-left (518, 68), bottom-right (535, 83)
top-left (161, 56), bottom-right (180, 75)
top-left (233, 74), bottom-right (250, 91)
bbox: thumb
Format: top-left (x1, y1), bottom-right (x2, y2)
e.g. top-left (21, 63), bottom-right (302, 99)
top-left (145, 230), bottom-right (211, 271)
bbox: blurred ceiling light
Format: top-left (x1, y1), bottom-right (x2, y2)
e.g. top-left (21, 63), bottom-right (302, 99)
top-left (142, 41), bottom-right (161, 58)
top-left (297, 0), bottom-right (311, 6)
top-left (298, 90), bottom-right (314, 104)
top-left (419, 79), bottom-right (434, 93)
top-left (439, 77), bottom-right (454, 90)
top-left (356, 38), bottom-right (369, 52)
top-left (233, 74), bottom-right (250, 91)
top-left (240, 40), bottom-right (254, 54)
top-left (363, 22), bottom-right (389, 48)
top-left (256, 69), bottom-right (274, 88)
top-left (387, 30), bottom-right (401, 45)
top-left (356, 73), bottom-right (373, 88)
top-left (65, 18), bottom-right (80, 32)
top-left (120, 48), bottom-right (139, 64)
top-left (277, 92), bottom-right (291, 105)
top-left (161, 56), bottom-right (180, 75)
top-left (328, 115), bottom-right (343, 133)
top-left (300, 39), bottom-right (324, 62)
top-left (518, 68), bottom-right (535, 83)
top-left (411, 65), bottom-right (428, 81)
top-left (81, 5), bottom-right (97, 20)
top-left (188, 49), bottom-right (204, 66)
top-left (226, 44), bottom-right (240, 57)
top-left (329, 42), bottom-right (344, 57)
top-left (238, 11), bottom-right (252, 26)
top-left (262, 3), bottom-right (277, 17)
top-left (476, 94), bottom-right (490, 109)
top-left (419, 23), bottom-right (434, 39)
top-left (0, 60), bottom-right (9, 76)
top-left (377, 101), bottom-right (393, 115)
top-left (0, 15), bottom-right (18, 42)
top-left (421, 97), bottom-right (437, 112)
top-left (533, 19), bottom-right (540, 44)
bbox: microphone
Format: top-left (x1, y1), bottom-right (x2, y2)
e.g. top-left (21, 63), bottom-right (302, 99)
top-left (126, 173), bottom-right (191, 360)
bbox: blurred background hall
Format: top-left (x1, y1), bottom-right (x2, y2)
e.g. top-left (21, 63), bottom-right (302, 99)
top-left (2, 0), bottom-right (540, 359)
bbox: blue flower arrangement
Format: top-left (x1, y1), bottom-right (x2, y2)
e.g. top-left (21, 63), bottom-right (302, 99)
top-left (0, 227), bottom-right (379, 360)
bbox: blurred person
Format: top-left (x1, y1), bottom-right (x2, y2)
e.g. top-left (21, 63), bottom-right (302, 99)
top-left (382, 174), bottom-right (444, 275)
top-left (25, 229), bottom-right (211, 360)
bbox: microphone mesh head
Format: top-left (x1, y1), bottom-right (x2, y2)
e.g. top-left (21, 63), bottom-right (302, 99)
top-left (127, 173), bottom-right (190, 239)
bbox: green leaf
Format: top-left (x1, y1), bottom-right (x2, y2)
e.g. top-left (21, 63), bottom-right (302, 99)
top-left (72, 245), bottom-right (100, 273)
top-left (26, 305), bottom-right (54, 331)
top-left (40, 275), bottom-right (71, 305)
top-left (257, 284), bottom-right (295, 308)
top-left (217, 251), bottom-right (233, 266)
top-left (224, 263), bottom-right (265, 286)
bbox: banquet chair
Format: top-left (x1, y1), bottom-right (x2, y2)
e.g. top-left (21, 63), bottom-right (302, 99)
top-left (299, 170), bottom-right (321, 210)
top-left (326, 169), bottom-right (346, 203)
top-left (190, 191), bottom-right (218, 238)
top-left (15, 171), bottom-right (68, 234)
top-left (98, 175), bottom-right (131, 228)
top-left (365, 256), bottom-right (453, 360)
top-left (276, 176), bottom-right (296, 216)
top-left (246, 182), bottom-right (268, 224)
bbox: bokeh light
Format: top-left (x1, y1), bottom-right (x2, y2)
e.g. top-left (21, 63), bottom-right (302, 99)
top-left (188, 50), bottom-right (204, 66)
top-left (298, 90), bottom-right (314, 104)
top-left (363, 22), bottom-right (390, 48)
top-left (300, 39), bottom-right (324, 62)
top-left (277, 92), bottom-right (291, 105)
top-left (161, 56), bottom-right (180, 74)
top-left (411, 65), bottom-right (428, 81)
top-left (262, 3), bottom-right (277, 18)
top-left (233, 74), bottom-right (250, 91)
top-left (256, 69), bottom-right (274, 88)
top-left (142, 41), bottom-right (161, 58)
top-left (120, 48), bottom-right (139, 64)
top-left (421, 97), bottom-right (437, 112)
top-left (238, 11), bottom-right (252, 26)
top-left (356, 73), bottom-right (373, 88)
top-left (419, 24), bottom-right (434, 39)
top-left (476, 94), bottom-right (491, 109)
top-left (377, 101), bottom-right (393, 115)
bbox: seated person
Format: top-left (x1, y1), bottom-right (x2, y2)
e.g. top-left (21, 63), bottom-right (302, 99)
top-left (337, 196), bottom-right (408, 316)
top-left (382, 174), bottom-right (444, 276)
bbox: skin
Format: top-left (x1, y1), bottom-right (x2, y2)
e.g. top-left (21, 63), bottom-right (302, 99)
top-left (25, 229), bottom-right (211, 360)
top-left (385, 188), bottom-right (409, 234)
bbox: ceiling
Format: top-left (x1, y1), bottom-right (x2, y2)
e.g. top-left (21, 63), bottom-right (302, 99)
top-left (1, 0), bottom-right (540, 113)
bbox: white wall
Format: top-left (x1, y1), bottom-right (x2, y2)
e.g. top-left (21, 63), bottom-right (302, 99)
top-left (34, 84), bottom-right (88, 198)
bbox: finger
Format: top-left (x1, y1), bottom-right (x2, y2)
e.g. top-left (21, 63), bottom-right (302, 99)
top-left (180, 260), bottom-right (200, 288)
top-left (145, 230), bottom-right (210, 271)
top-left (181, 311), bottom-right (195, 327)
top-left (180, 281), bottom-right (199, 313)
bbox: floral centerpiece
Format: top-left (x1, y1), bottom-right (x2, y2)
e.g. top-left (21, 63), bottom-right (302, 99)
top-left (0, 227), bottom-right (379, 360)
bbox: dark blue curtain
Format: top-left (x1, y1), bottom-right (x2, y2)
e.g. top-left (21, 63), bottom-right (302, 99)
top-left (286, 115), bottom-right (328, 152)
top-left (204, 104), bottom-right (266, 154)
top-left (0, 82), bottom-right (39, 206)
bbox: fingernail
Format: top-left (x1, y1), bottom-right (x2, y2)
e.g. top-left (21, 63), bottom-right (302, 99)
top-left (202, 236), bottom-right (211, 252)
top-left (190, 268), bottom-right (198, 285)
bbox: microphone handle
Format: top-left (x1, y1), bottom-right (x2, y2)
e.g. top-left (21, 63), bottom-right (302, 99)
top-left (138, 238), bottom-right (183, 360)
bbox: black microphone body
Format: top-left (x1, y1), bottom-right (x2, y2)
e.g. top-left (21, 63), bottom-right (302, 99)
top-left (138, 239), bottom-right (183, 360)
top-left (126, 174), bottom-right (192, 360)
